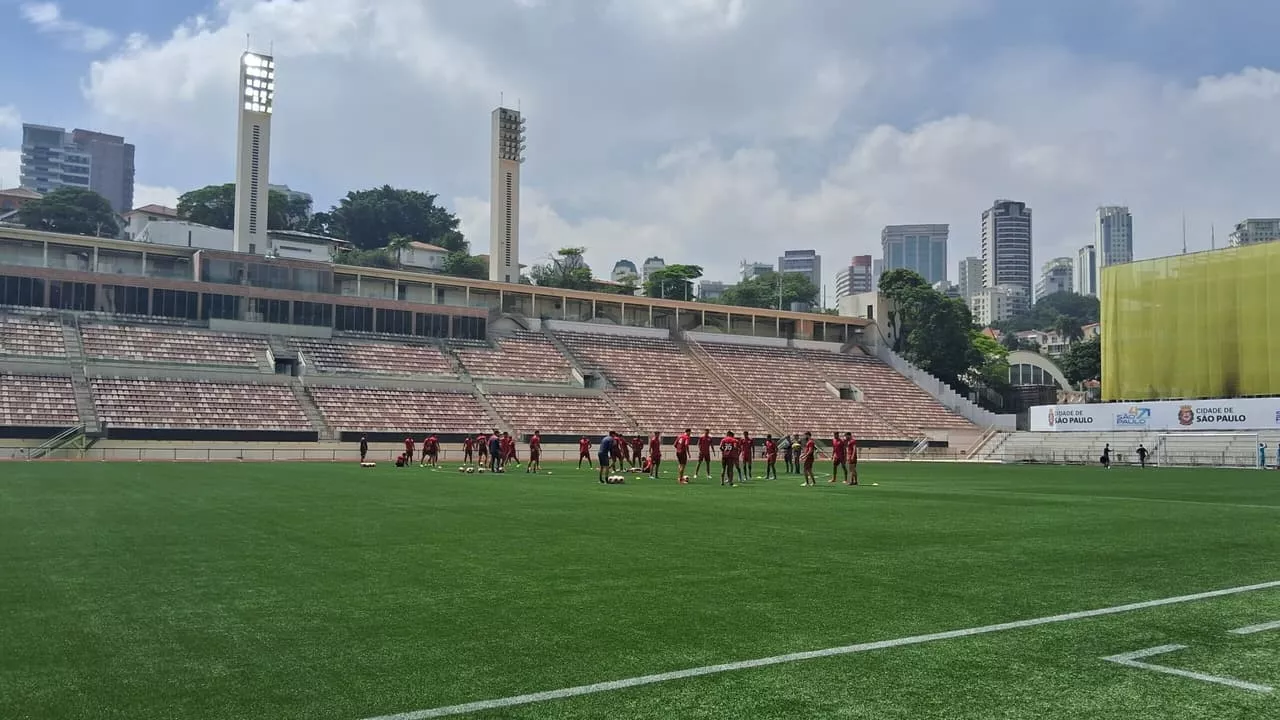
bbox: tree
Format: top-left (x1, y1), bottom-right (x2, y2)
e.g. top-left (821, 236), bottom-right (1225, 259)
top-left (1052, 314), bottom-right (1086, 344)
top-left (644, 264), bottom-right (703, 300)
top-left (332, 246), bottom-right (397, 269)
top-left (18, 187), bottom-right (119, 236)
top-left (969, 332), bottom-right (1011, 394)
top-left (903, 292), bottom-right (983, 388)
top-left (993, 292), bottom-right (1100, 333)
top-left (529, 247), bottom-right (595, 290)
top-left (1059, 336), bottom-right (1101, 385)
top-left (442, 251), bottom-right (487, 280)
top-left (176, 183), bottom-right (311, 231)
top-left (327, 185), bottom-right (466, 252)
top-left (715, 271), bottom-right (818, 310)
top-left (877, 269), bottom-right (932, 353)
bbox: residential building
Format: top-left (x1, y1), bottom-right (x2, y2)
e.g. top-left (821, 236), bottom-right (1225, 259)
top-left (980, 199), bottom-right (1033, 312)
top-left (123, 204), bottom-right (179, 240)
top-left (611, 259), bottom-right (638, 283)
top-left (1228, 218), bottom-right (1280, 247)
top-left (234, 51), bottom-right (275, 255)
top-left (933, 280), bottom-right (960, 299)
top-left (958, 256), bottom-right (983, 302)
top-left (135, 219), bottom-right (347, 262)
top-left (1035, 257), bottom-right (1073, 301)
top-left (970, 284), bottom-right (1028, 326)
top-left (641, 256), bottom-right (665, 281)
top-left (490, 106), bottom-right (526, 283)
top-left (0, 187), bottom-right (41, 213)
top-left (1075, 244), bottom-right (1098, 296)
top-left (1095, 206), bottom-right (1133, 301)
top-left (871, 258), bottom-right (884, 288)
top-left (881, 224), bottom-right (948, 284)
top-left (19, 123), bottom-right (136, 213)
top-left (777, 249), bottom-right (821, 288)
top-left (397, 242), bottom-right (449, 271)
top-left (834, 255), bottom-right (874, 299)
top-left (741, 260), bottom-right (772, 282)
top-left (698, 280), bottom-right (728, 301)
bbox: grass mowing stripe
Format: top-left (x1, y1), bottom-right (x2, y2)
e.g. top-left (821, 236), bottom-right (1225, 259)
top-left (881, 486), bottom-right (1280, 511)
top-left (362, 579), bottom-right (1280, 720)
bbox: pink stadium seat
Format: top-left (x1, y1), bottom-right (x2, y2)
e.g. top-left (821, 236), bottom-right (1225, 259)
top-left (454, 332), bottom-right (573, 383)
top-left (91, 377), bottom-right (310, 431)
top-left (0, 374), bottom-right (78, 426)
top-left (80, 324), bottom-right (266, 367)
top-left (0, 317), bottom-right (67, 358)
top-left (293, 339), bottom-right (455, 376)
top-left (307, 386), bottom-right (491, 433)
top-left (487, 393), bottom-right (630, 435)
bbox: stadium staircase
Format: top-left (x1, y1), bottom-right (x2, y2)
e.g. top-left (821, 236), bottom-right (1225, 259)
top-left (290, 380), bottom-right (334, 440)
top-left (444, 348), bottom-right (513, 434)
top-left (60, 315), bottom-right (100, 436)
top-left (541, 328), bottom-right (593, 384)
top-left (25, 424), bottom-right (91, 459)
top-left (675, 331), bottom-right (785, 437)
top-left (264, 336), bottom-right (292, 373)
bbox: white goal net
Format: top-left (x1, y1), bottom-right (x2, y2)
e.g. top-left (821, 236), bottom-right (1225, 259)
top-left (1153, 432), bottom-right (1264, 469)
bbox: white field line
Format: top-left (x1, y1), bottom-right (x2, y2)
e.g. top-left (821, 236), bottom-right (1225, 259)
top-left (361, 579), bottom-right (1280, 720)
top-left (1102, 644), bottom-right (1273, 693)
top-left (1230, 619), bottom-right (1280, 635)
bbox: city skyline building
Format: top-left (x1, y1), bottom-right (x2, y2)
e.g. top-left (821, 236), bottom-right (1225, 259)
top-left (834, 255), bottom-right (874, 299)
top-left (489, 106), bottom-right (526, 283)
top-left (20, 123), bottom-right (135, 213)
top-left (741, 260), bottom-right (773, 282)
top-left (1035, 257), bottom-right (1073, 301)
top-left (958, 256), bottom-right (983, 302)
top-left (641, 256), bottom-right (665, 282)
top-left (1228, 218), bottom-right (1280, 247)
top-left (611, 259), bottom-right (638, 283)
top-left (1075, 244), bottom-right (1098, 296)
top-left (981, 199), bottom-right (1033, 312)
top-left (777, 249), bottom-right (822, 289)
top-left (881, 224), bottom-right (949, 284)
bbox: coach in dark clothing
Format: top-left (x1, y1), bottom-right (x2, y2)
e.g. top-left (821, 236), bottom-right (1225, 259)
top-left (488, 432), bottom-right (502, 472)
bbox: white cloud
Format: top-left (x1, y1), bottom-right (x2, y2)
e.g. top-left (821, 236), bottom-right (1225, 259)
top-left (0, 105), bottom-right (19, 131)
top-left (0, 149), bottom-right (19, 190)
top-left (20, 2), bottom-right (115, 52)
top-left (132, 184), bottom-right (182, 210)
top-left (78, 1), bottom-right (1280, 302)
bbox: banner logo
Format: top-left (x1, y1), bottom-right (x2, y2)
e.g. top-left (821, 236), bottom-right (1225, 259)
top-left (1116, 406), bottom-right (1152, 427)
top-left (1178, 405), bottom-right (1195, 426)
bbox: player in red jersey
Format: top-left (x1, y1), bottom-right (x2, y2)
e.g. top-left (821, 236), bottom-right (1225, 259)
top-left (578, 436), bottom-right (592, 468)
top-left (630, 435), bottom-right (644, 467)
top-left (463, 435), bottom-right (475, 464)
top-left (404, 436), bottom-right (415, 462)
top-left (830, 432), bottom-right (848, 484)
top-left (801, 431), bottom-right (817, 486)
top-left (739, 430), bottom-right (754, 482)
top-left (695, 429), bottom-right (713, 479)
top-left (526, 431), bottom-right (542, 473)
top-left (674, 428), bottom-right (692, 483)
top-left (611, 432), bottom-right (625, 471)
top-left (421, 435), bottom-right (439, 467)
top-left (476, 433), bottom-right (489, 466)
top-left (719, 431), bottom-right (739, 486)
top-left (763, 433), bottom-right (778, 480)
top-left (648, 431), bottom-right (663, 479)
top-left (501, 432), bottom-right (516, 469)
top-left (844, 432), bottom-right (859, 485)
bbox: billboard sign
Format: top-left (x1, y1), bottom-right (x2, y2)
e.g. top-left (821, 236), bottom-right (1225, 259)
top-left (1030, 397), bottom-right (1280, 432)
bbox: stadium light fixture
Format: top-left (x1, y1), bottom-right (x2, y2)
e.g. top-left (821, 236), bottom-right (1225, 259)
top-left (241, 51), bottom-right (275, 114)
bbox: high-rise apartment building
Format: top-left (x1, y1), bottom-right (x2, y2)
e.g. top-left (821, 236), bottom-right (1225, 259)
top-left (777, 249), bottom-right (822, 288)
top-left (881, 224), bottom-right (948, 284)
top-left (957, 256), bottom-right (983, 302)
top-left (20, 124), bottom-right (136, 213)
top-left (981, 199), bottom-right (1033, 312)
top-left (970, 285), bottom-right (1028, 326)
top-left (611, 259), bottom-right (638, 283)
top-left (741, 261), bottom-right (773, 282)
top-left (834, 255), bottom-right (874, 299)
top-left (871, 258), bottom-right (884, 289)
top-left (233, 51), bottom-right (274, 254)
top-left (641, 256), bottom-right (665, 281)
top-left (1035, 257), bottom-right (1073, 301)
top-left (1096, 205), bottom-right (1133, 267)
top-left (490, 106), bottom-right (526, 283)
top-left (1228, 218), bottom-right (1280, 247)
top-left (1075, 244), bottom-right (1097, 296)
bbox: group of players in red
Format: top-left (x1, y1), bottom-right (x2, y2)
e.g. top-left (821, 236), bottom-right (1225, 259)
top-left (586, 429), bottom-right (860, 487)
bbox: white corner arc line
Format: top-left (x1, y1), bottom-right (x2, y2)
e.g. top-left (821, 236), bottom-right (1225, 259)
top-left (1230, 619), bottom-right (1280, 635)
top-left (360, 579), bottom-right (1280, 720)
top-left (1103, 644), bottom-right (1274, 693)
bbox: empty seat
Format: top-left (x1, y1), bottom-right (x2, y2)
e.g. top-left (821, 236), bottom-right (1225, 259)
top-left (307, 386), bottom-right (491, 433)
top-left (454, 332), bottom-right (573, 383)
top-left (0, 374), bottom-right (78, 426)
top-left (91, 377), bottom-right (310, 431)
top-left (487, 393), bottom-right (630, 435)
top-left (81, 324), bottom-right (266, 367)
top-left (293, 339), bottom-right (455, 376)
top-left (0, 316), bottom-right (67, 358)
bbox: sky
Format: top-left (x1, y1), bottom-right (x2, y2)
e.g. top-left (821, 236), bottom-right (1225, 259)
top-left (1, 0), bottom-right (1278, 302)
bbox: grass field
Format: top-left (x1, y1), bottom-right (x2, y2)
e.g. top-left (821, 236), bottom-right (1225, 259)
top-left (2, 460), bottom-right (1279, 720)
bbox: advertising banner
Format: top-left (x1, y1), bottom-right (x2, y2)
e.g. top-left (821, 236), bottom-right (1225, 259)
top-left (1029, 397), bottom-right (1280, 432)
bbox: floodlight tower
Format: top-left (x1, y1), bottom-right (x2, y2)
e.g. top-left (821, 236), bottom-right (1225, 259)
top-left (233, 50), bottom-right (275, 254)
top-left (489, 106), bottom-right (526, 283)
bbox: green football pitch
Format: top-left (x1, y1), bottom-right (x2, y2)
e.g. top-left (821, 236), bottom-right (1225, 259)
top-left (3, 461), bottom-right (1279, 720)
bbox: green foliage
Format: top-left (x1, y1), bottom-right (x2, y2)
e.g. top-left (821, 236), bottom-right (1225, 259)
top-left (878, 268), bottom-right (992, 391)
top-left (332, 247), bottom-right (397, 269)
top-left (327, 185), bottom-right (465, 252)
top-left (1059, 336), bottom-right (1101, 385)
top-left (644, 264), bottom-right (703, 300)
top-left (442, 251), bottom-right (487, 280)
top-left (17, 187), bottom-right (119, 236)
top-left (530, 247), bottom-right (595, 290)
top-left (715, 271), bottom-right (818, 310)
top-left (175, 183), bottom-right (310, 232)
top-left (993, 292), bottom-right (1099, 333)
top-left (969, 332), bottom-right (1012, 393)
top-left (877, 269), bottom-right (932, 353)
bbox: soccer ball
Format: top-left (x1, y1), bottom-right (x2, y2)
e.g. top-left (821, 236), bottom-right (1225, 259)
top-left (606, 474), bottom-right (625, 484)
top-left (458, 466), bottom-right (466, 472)
top-left (466, 467), bottom-right (476, 474)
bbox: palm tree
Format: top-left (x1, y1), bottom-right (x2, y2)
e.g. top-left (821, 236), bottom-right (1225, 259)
top-left (1052, 314), bottom-right (1085, 346)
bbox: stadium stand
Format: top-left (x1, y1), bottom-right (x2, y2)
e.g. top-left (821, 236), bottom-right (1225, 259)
top-left (553, 331), bottom-right (760, 433)
top-left (0, 373), bottom-right (78, 426)
top-left (80, 324), bottom-right (266, 367)
top-left (487, 392), bottom-right (630, 435)
top-left (91, 378), bottom-right (309, 430)
top-left (454, 331), bottom-right (573, 383)
top-left (307, 386), bottom-right (491, 433)
top-left (0, 316), bottom-right (66, 358)
top-left (293, 338), bottom-right (455, 376)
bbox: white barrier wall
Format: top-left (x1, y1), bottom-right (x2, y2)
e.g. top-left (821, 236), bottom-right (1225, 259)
top-left (1029, 398), bottom-right (1280, 432)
